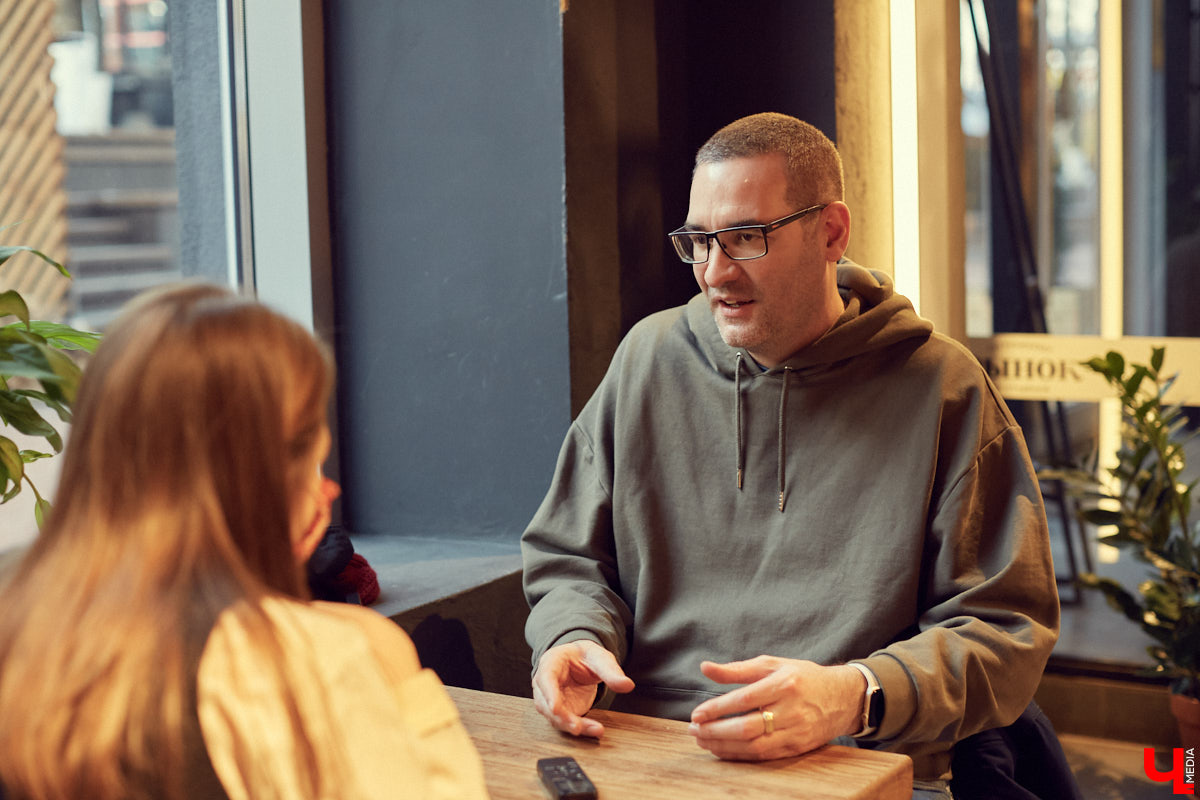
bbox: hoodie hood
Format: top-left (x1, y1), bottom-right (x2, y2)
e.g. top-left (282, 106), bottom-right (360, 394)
top-left (683, 259), bottom-right (934, 510)
top-left (686, 259), bottom-right (934, 378)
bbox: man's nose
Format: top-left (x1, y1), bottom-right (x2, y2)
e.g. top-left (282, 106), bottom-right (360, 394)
top-left (701, 243), bottom-right (742, 286)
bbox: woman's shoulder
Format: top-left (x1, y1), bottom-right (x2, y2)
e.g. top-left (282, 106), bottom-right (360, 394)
top-left (210, 597), bottom-right (423, 683)
top-left (199, 601), bottom-right (485, 799)
top-left (303, 600), bottom-right (423, 680)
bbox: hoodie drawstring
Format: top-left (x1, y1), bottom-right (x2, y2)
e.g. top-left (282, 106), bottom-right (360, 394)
top-left (733, 354), bottom-right (791, 512)
top-left (777, 368), bottom-right (791, 512)
top-left (734, 353), bottom-right (745, 490)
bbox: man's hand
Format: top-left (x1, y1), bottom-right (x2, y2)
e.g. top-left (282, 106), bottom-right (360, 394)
top-left (531, 640), bottom-right (635, 738)
top-left (687, 656), bottom-right (865, 760)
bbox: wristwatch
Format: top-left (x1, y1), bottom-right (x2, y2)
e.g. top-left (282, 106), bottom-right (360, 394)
top-left (847, 662), bottom-right (885, 739)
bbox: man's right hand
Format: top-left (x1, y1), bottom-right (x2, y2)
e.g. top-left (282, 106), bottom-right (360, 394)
top-left (531, 640), bottom-right (635, 738)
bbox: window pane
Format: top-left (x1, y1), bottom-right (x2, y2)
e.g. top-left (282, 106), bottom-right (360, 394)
top-left (50, 0), bottom-right (187, 330)
top-left (961, 3), bottom-right (993, 337)
top-left (1043, 0), bottom-right (1100, 336)
top-left (960, 0), bottom-right (1102, 338)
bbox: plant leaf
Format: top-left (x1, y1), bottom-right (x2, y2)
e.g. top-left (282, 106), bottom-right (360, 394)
top-left (0, 336), bottom-right (82, 404)
top-left (0, 435), bottom-right (22, 486)
top-left (0, 290), bottom-right (30, 328)
top-left (1141, 580), bottom-right (1182, 621)
top-left (1080, 507), bottom-right (1125, 526)
top-left (0, 245), bottom-right (70, 278)
top-left (0, 358), bottom-right (59, 383)
top-left (34, 346), bottom-right (83, 405)
top-left (1150, 346), bottom-right (1165, 374)
top-left (0, 391), bottom-right (61, 446)
top-left (1124, 365), bottom-right (1149, 398)
top-left (34, 496), bottom-right (51, 529)
top-left (25, 321), bottom-right (101, 352)
top-left (11, 390), bottom-right (71, 424)
top-left (1098, 529), bottom-right (1142, 549)
top-left (0, 332), bottom-right (60, 382)
top-left (1174, 625), bottom-right (1200, 673)
top-left (1080, 574), bottom-right (1145, 624)
top-left (1104, 351), bottom-right (1126, 381)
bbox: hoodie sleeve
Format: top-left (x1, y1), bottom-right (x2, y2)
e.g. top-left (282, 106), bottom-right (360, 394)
top-left (521, 407), bottom-right (634, 670)
top-left (862, 385), bottom-right (1060, 748)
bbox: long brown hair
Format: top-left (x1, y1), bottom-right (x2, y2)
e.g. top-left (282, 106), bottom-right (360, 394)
top-left (0, 283), bottom-right (333, 799)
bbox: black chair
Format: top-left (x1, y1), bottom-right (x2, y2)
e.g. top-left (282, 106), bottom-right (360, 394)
top-left (950, 701), bottom-right (1084, 800)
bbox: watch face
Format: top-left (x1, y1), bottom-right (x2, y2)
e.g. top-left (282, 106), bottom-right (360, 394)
top-left (867, 685), bottom-right (884, 727)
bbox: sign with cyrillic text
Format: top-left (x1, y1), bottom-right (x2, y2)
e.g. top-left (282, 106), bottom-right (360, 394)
top-left (967, 335), bottom-right (1200, 404)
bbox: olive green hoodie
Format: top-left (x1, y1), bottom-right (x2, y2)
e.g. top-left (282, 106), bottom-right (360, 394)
top-left (522, 262), bottom-right (1059, 781)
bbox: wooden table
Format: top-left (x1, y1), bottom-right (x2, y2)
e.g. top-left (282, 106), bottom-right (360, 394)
top-left (448, 686), bottom-right (913, 799)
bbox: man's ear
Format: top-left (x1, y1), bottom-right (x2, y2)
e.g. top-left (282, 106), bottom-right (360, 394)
top-left (822, 201), bottom-right (851, 261)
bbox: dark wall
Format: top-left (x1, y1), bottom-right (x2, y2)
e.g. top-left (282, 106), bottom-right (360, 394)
top-left (1163, 0), bottom-right (1200, 341)
top-left (654, 0), bottom-right (839, 308)
top-left (324, 3), bottom-right (570, 541)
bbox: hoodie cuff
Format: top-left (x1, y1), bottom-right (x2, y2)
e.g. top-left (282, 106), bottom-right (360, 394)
top-left (856, 654), bottom-right (916, 741)
top-left (547, 630), bottom-right (605, 653)
top-left (531, 630), bottom-right (608, 676)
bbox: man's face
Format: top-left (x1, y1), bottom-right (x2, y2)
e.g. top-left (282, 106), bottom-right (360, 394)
top-left (687, 154), bottom-right (839, 367)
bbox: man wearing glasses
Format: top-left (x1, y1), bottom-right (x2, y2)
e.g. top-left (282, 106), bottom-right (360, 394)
top-left (521, 113), bottom-right (1059, 799)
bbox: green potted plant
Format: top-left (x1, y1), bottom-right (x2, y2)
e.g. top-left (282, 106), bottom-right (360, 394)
top-left (1047, 346), bottom-right (1199, 749)
top-left (1, 229), bottom-right (101, 528)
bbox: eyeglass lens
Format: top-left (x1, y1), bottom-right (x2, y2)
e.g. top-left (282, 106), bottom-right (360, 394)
top-left (672, 228), bottom-right (767, 263)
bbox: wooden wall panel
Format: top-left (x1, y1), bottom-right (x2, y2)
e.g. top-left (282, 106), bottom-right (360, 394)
top-left (0, 0), bottom-right (69, 320)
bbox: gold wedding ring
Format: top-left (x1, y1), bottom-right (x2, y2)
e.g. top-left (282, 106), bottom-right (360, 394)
top-left (761, 709), bottom-right (775, 735)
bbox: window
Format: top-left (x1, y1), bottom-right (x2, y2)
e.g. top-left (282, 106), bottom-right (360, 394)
top-left (961, 0), bottom-right (1200, 576)
top-left (0, 0), bottom-right (323, 552)
top-left (49, 0), bottom-right (191, 329)
top-left (963, 0), bottom-right (1200, 341)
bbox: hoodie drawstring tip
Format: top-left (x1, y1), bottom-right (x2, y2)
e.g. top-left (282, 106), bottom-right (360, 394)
top-left (778, 492), bottom-right (785, 513)
top-left (737, 469), bottom-right (743, 490)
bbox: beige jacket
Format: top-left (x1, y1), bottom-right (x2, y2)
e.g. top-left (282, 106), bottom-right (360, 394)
top-left (199, 597), bottom-right (489, 799)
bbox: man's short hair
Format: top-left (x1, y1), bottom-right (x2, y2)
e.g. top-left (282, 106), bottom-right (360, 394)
top-left (695, 113), bottom-right (844, 208)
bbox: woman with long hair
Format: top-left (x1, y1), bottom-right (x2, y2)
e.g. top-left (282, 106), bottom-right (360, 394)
top-left (0, 284), bottom-right (488, 800)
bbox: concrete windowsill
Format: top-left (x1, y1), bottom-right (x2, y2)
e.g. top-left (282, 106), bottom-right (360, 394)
top-left (350, 533), bottom-right (532, 698)
top-left (348, 533), bottom-right (523, 619)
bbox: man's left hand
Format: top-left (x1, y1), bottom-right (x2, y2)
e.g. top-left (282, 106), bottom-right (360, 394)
top-left (687, 656), bottom-right (866, 760)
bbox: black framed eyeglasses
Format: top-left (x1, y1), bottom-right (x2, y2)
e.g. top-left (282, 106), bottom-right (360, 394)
top-left (667, 203), bottom-right (828, 264)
